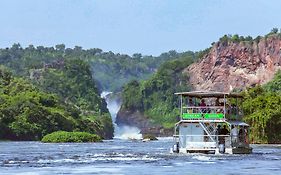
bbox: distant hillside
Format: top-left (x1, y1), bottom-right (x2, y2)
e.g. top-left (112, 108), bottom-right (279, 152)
top-left (89, 50), bottom-right (185, 91)
top-left (0, 44), bottom-right (183, 92)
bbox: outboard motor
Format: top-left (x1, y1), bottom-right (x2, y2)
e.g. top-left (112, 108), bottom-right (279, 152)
top-left (219, 143), bottom-right (225, 153)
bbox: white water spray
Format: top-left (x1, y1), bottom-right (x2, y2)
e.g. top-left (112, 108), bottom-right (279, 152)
top-left (101, 92), bottom-right (142, 140)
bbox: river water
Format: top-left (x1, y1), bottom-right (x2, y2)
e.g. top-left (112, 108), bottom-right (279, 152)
top-left (0, 140), bottom-right (280, 175)
top-left (1, 95), bottom-right (279, 174)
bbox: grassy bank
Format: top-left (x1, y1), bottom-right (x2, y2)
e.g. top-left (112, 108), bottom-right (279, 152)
top-left (41, 131), bottom-right (102, 143)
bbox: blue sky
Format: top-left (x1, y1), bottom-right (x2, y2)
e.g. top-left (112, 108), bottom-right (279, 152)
top-left (1, 0), bottom-right (281, 56)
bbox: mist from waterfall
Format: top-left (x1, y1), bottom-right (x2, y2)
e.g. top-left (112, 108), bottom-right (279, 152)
top-left (101, 92), bottom-right (142, 140)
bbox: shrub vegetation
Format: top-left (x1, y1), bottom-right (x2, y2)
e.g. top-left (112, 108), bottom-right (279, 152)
top-left (41, 131), bottom-right (102, 143)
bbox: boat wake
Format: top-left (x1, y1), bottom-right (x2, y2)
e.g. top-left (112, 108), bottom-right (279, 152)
top-left (192, 155), bottom-right (211, 161)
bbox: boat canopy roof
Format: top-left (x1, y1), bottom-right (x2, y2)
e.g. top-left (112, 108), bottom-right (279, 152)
top-left (227, 121), bottom-right (249, 127)
top-left (174, 91), bottom-right (243, 98)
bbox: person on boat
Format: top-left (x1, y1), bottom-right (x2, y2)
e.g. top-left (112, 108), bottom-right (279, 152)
top-left (219, 125), bottom-right (230, 144)
top-left (206, 104), bottom-right (211, 113)
top-left (244, 127), bottom-right (249, 144)
top-left (188, 98), bottom-right (194, 106)
top-left (239, 127), bottom-right (244, 142)
top-left (231, 125), bottom-right (238, 146)
top-left (216, 125), bottom-right (224, 144)
top-left (200, 99), bottom-right (206, 106)
top-left (215, 98), bottom-right (220, 106)
top-left (187, 99), bottom-right (194, 113)
top-left (239, 126), bottom-right (248, 143)
top-left (221, 125), bottom-right (230, 135)
top-left (226, 104), bottom-right (231, 115)
top-left (200, 99), bottom-right (207, 113)
top-left (215, 98), bottom-right (223, 113)
top-left (216, 125), bottom-right (222, 135)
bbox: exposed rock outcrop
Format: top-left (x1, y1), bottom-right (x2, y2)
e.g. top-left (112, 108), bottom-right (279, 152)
top-left (186, 35), bottom-right (281, 92)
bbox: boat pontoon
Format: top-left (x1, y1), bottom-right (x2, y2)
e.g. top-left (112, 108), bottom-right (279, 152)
top-left (172, 91), bottom-right (252, 154)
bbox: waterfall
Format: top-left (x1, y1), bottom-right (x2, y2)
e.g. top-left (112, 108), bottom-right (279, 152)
top-left (101, 91), bottom-right (142, 140)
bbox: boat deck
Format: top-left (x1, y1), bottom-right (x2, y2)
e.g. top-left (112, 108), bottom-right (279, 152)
top-left (172, 91), bottom-right (252, 154)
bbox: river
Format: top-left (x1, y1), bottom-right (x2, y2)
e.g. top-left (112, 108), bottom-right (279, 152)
top-left (1, 95), bottom-right (280, 174)
top-left (0, 140), bottom-right (280, 175)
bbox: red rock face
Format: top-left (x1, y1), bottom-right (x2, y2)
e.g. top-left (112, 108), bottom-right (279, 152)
top-left (186, 35), bottom-right (281, 92)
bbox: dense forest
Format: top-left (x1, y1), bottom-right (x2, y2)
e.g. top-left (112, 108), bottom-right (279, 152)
top-left (0, 57), bottom-right (113, 140)
top-left (121, 49), bottom-right (210, 129)
top-left (0, 44), bottom-right (183, 92)
top-left (0, 44), bottom-right (113, 140)
top-left (0, 44), bottom-right (183, 140)
top-left (242, 71), bottom-right (281, 143)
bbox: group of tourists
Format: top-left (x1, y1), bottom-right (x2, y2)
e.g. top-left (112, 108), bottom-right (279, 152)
top-left (217, 125), bottom-right (248, 145)
top-left (187, 98), bottom-right (239, 116)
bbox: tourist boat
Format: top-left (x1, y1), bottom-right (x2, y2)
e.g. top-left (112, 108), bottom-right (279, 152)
top-left (171, 91), bottom-right (252, 154)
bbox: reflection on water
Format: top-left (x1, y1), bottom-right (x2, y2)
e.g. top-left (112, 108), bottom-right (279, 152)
top-left (0, 139), bottom-right (280, 175)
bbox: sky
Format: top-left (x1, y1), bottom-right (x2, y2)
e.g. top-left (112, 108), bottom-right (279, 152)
top-left (1, 0), bottom-right (281, 56)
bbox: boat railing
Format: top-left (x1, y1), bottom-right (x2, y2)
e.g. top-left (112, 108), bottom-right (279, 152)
top-left (173, 134), bottom-right (248, 148)
top-left (183, 106), bottom-right (224, 110)
top-left (181, 106), bottom-right (225, 120)
top-left (181, 106), bottom-right (241, 120)
top-left (174, 135), bottom-right (231, 148)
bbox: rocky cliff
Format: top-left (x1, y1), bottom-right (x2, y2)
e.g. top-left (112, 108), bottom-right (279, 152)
top-left (186, 35), bottom-right (281, 92)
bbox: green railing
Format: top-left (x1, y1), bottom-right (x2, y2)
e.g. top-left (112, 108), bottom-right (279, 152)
top-left (204, 113), bottom-right (224, 119)
top-left (182, 113), bottom-right (202, 119)
top-left (182, 113), bottom-right (224, 120)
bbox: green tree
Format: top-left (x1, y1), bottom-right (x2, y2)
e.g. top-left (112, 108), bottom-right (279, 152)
top-left (271, 28), bottom-right (278, 34)
top-left (242, 88), bottom-right (281, 143)
top-left (232, 34), bottom-right (240, 42)
top-left (264, 70), bottom-right (281, 93)
top-left (55, 44), bottom-right (66, 52)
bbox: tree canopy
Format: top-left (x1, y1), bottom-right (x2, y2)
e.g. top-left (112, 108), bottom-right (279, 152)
top-left (242, 71), bottom-right (281, 143)
top-left (121, 50), bottom-right (203, 128)
top-left (0, 62), bottom-right (113, 140)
